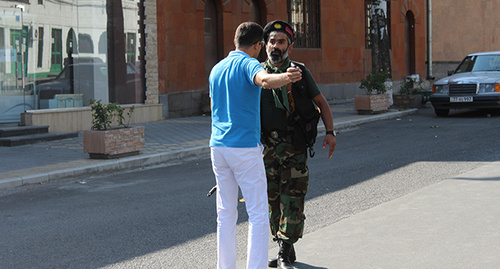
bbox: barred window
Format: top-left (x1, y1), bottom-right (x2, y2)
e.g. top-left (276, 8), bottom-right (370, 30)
top-left (365, 0), bottom-right (391, 49)
top-left (288, 0), bottom-right (321, 48)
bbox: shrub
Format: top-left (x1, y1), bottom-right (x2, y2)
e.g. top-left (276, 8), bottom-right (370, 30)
top-left (360, 66), bottom-right (391, 95)
top-left (399, 77), bottom-right (424, 95)
top-left (89, 99), bottom-right (135, 130)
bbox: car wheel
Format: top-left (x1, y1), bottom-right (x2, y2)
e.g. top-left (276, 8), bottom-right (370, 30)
top-left (434, 108), bottom-right (449, 117)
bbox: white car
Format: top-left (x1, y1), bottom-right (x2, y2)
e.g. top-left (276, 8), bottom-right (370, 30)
top-left (430, 51), bottom-right (500, 116)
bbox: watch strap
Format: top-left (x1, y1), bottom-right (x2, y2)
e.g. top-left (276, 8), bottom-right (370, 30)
top-left (326, 130), bottom-right (336, 137)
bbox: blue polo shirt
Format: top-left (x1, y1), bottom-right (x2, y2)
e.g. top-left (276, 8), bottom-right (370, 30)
top-left (209, 51), bottom-right (264, 148)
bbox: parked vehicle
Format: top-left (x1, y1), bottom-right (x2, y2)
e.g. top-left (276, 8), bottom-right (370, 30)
top-left (36, 62), bottom-right (141, 108)
top-left (430, 51), bottom-right (500, 116)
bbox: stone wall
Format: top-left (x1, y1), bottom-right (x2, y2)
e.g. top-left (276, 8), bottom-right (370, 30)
top-left (354, 94), bottom-right (391, 114)
top-left (431, 61), bottom-right (461, 81)
top-left (368, 94), bottom-right (391, 112)
top-left (83, 126), bottom-right (145, 157)
top-left (144, 0), bottom-right (159, 106)
top-left (320, 82), bottom-right (365, 100)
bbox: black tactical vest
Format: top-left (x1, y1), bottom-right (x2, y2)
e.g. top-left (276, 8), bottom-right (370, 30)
top-left (289, 62), bottom-right (320, 157)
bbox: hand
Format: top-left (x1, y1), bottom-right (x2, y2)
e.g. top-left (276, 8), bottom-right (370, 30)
top-left (323, 135), bottom-right (336, 159)
top-left (285, 66), bottom-right (302, 83)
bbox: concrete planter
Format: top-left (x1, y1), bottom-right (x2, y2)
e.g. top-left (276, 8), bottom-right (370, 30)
top-left (83, 126), bottom-right (145, 159)
top-left (393, 94), bottom-right (422, 109)
top-left (354, 94), bottom-right (391, 114)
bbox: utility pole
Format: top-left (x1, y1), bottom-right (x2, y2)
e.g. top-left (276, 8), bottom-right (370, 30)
top-left (426, 0), bottom-right (434, 80)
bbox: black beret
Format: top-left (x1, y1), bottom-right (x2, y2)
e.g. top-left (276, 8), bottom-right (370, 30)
top-left (263, 20), bottom-right (294, 44)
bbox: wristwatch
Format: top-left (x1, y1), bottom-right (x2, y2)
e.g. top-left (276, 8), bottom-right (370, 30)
top-left (326, 130), bottom-right (336, 137)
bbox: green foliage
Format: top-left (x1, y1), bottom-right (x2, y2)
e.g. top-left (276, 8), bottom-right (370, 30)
top-left (89, 99), bottom-right (135, 130)
top-left (360, 66), bottom-right (391, 95)
top-left (399, 77), bottom-right (424, 95)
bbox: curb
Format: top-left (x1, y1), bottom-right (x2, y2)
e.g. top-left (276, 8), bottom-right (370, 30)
top-left (0, 109), bottom-right (417, 190)
top-left (318, 108), bottom-right (418, 132)
top-left (0, 146), bottom-right (211, 189)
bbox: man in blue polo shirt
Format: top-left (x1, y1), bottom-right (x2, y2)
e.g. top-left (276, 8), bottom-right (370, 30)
top-left (209, 22), bottom-right (302, 269)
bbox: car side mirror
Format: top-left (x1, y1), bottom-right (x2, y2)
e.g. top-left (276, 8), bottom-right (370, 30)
top-left (447, 70), bottom-right (454, 76)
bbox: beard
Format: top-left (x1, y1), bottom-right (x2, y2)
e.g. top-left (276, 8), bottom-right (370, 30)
top-left (268, 48), bottom-right (289, 64)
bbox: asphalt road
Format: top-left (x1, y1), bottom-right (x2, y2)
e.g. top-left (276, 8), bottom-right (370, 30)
top-left (1, 106), bottom-right (499, 268)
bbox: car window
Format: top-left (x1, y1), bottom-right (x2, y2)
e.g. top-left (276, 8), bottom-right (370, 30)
top-left (75, 65), bottom-right (107, 82)
top-left (457, 55), bottom-right (500, 73)
top-left (455, 56), bottom-right (475, 73)
top-left (487, 55), bottom-right (500, 71)
top-left (471, 56), bottom-right (493, 71)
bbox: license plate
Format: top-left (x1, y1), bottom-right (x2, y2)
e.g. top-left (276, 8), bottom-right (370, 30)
top-left (450, 96), bottom-right (473, 102)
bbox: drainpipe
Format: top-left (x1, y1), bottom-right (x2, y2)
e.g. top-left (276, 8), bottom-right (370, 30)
top-left (426, 0), bottom-right (434, 80)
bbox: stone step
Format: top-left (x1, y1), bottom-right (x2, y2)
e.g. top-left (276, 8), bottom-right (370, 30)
top-left (0, 125), bottom-right (49, 137)
top-left (0, 132), bottom-right (79, 147)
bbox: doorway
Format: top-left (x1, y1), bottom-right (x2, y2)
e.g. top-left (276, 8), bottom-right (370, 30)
top-left (10, 27), bottom-right (28, 78)
top-left (50, 28), bottom-right (62, 74)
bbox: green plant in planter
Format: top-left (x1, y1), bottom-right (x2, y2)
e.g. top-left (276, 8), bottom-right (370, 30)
top-left (89, 99), bottom-right (135, 130)
top-left (399, 77), bottom-right (424, 95)
top-left (360, 66), bottom-right (392, 94)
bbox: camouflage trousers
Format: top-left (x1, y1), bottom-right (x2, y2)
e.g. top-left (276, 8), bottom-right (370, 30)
top-left (263, 134), bottom-right (309, 245)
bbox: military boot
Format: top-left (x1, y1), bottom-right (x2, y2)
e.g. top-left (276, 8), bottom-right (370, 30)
top-left (268, 243), bottom-right (296, 267)
top-left (277, 240), bottom-right (294, 269)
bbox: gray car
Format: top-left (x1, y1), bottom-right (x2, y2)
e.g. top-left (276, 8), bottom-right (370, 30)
top-left (430, 51), bottom-right (500, 116)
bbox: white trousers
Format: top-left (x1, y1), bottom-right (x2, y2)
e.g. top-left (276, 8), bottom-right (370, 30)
top-left (211, 146), bottom-right (269, 269)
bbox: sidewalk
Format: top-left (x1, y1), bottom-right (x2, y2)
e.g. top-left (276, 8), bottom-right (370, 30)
top-left (0, 100), bottom-right (417, 189)
top-left (238, 161), bottom-right (500, 268)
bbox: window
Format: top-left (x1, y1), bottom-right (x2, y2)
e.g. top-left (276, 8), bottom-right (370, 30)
top-left (288, 0), bottom-right (321, 48)
top-left (37, 26), bottom-right (43, 68)
top-left (78, 33), bottom-right (94, 53)
top-left (126, 33), bottom-right (136, 63)
top-left (365, 0), bottom-right (391, 49)
top-left (0, 0), bottom-right (146, 123)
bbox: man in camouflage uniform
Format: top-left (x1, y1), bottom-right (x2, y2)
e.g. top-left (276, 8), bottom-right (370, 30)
top-left (261, 21), bottom-right (337, 269)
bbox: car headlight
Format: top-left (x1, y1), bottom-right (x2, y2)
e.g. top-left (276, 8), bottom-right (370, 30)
top-left (478, 83), bottom-right (496, 93)
top-left (432, 84), bottom-right (449, 94)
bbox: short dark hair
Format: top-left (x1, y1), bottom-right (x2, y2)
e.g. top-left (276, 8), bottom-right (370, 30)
top-left (234, 22), bottom-right (263, 48)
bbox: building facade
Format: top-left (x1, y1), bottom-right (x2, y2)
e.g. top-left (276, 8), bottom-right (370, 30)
top-left (431, 0), bottom-right (500, 80)
top-left (157, 0), bottom-right (427, 118)
top-left (0, 0), bottom-right (161, 130)
top-left (0, 0), bottom-right (427, 129)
